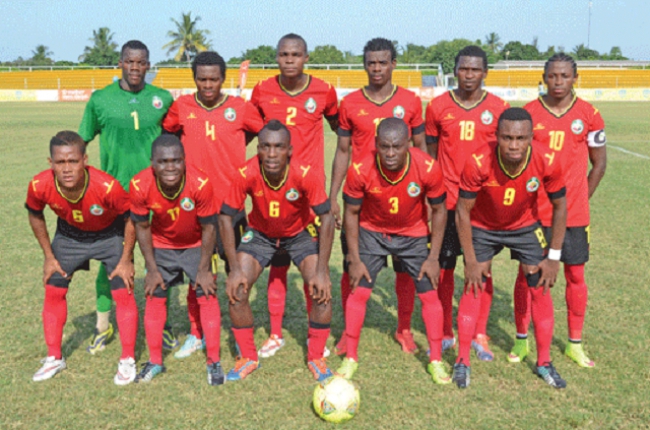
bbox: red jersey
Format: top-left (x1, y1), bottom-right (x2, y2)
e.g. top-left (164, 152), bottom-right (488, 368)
top-left (459, 142), bottom-right (565, 231)
top-left (221, 156), bottom-right (329, 238)
top-left (425, 90), bottom-right (509, 210)
top-left (250, 75), bottom-right (338, 181)
top-left (338, 86), bottom-right (424, 163)
top-left (162, 94), bottom-right (264, 206)
top-left (343, 148), bottom-right (446, 237)
top-left (524, 96), bottom-right (606, 227)
top-left (130, 166), bottom-right (218, 249)
top-left (26, 166), bottom-right (129, 232)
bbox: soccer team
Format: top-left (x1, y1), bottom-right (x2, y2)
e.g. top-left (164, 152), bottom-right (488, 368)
top-left (27, 34), bottom-right (607, 390)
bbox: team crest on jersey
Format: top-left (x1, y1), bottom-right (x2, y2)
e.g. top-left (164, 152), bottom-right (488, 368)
top-left (305, 97), bottom-right (317, 114)
top-left (152, 96), bottom-right (163, 109)
top-left (393, 105), bottom-right (405, 119)
top-left (241, 230), bottom-right (254, 244)
top-left (286, 188), bottom-right (300, 201)
top-left (571, 119), bottom-right (584, 134)
top-left (526, 177), bottom-right (540, 192)
top-left (407, 182), bottom-right (421, 197)
top-left (224, 108), bottom-right (237, 122)
top-left (180, 197), bottom-right (195, 211)
top-left (481, 110), bottom-right (494, 125)
top-left (90, 204), bottom-right (104, 216)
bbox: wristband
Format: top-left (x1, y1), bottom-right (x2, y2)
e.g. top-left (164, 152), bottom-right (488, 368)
top-left (548, 248), bottom-right (562, 261)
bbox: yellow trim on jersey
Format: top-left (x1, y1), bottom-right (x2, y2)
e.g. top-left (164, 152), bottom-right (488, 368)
top-left (376, 152), bottom-right (410, 185)
top-left (362, 85), bottom-right (398, 106)
top-left (449, 90), bottom-right (488, 111)
top-left (157, 175), bottom-right (185, 200)
top-left (262, 164), bottom-right (290, 191)
top-left (55, 169), bottom-right (89, 204)
top-left (538, 91), bottom-right (578, 118)
top-left (497, 146), bottom-right (531, 179)
top-left (279, 75), bottom-right (312, 96)
top-left (195, 93), bottom-right (228, 111)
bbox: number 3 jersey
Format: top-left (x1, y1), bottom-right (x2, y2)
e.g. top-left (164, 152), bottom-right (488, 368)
top-left (130, 166), bottom-right (218, 249)
top-left (221, 156), bottom-right (330, 239)
top-left (342, 148), bottom-right (446, 237)
top-left (459, 142), bottom-right (566, 231)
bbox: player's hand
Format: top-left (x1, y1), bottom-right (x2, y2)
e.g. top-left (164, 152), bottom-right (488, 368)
top-left (348, 260), bottom-right (371, 292)
top-left (109, 259), bottom-right (135, 294)
top-left (43, 256), bottom-right (68, 285)
top-left (464, 260), bottom-right (488, 298)
top-left (225, 269), bottom-right (249, 304)
top-left (536, 258), bottom-right (560, 294)
top-left (418, 256), bottom-right (440, 290)
top-left (196, 269), bottom-right (217, 297)
top-left (330, 197), bottom-right (342, 230)
top-left (308, 270), bottom-right (332, 304)
top-left (144, 269), bottom-right (165, 297)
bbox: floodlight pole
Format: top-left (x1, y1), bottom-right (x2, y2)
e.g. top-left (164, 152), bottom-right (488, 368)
top-left (587, 1), bottom-right (593, 48)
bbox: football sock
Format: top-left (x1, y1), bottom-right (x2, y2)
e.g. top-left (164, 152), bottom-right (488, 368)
top-left (268, 265), bottom-right (289, 338)
top-left (340, 272), bottom-right (351, 320)
top-left (438, 268), bottom-right (456, 339)
top-left (96, 310), bottom-right (110, 333)
top-left (112, 288), bottom-right (138, 360)
top-left (186, 286), bottom-right (203, 339)
top-left (513, 265), bottom-right (532, 335)
top-left (345, 286), bottom-right (372, 362)
top-left (144, 296), bottom-right (167, 365)
top-left (418, 291), bottom-right (443, 361)
top-left (303, 282), bottom-right (312, 316)
top-left (456, 286), bottom-right (483, 364)
top-left (43, 285), bottom-right (68, 359)
top-left (231, 327), bottom-right (258, 361)
top-left (565, 264), bottom-right (588, 341)
top-left (307, 323), bottom-right (331, 361)
top-left (197, 295), bottom-right (221, 364)
top-left (395, 272), bottom-right (415, 333)
top-left (95, 264), bottom-right (113, 314)
top-left (530, 286), bottom-right (554, 366)
top-left (475, 274), bottom-right (494, 337)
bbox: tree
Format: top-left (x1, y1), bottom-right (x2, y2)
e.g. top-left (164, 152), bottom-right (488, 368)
top-left (309, 45), bottom-right (345, 64)
top-left (239, 45), bottom-right (276, 64)
top-left (422, 38), bottom-right (475, 73)
top-left (343, 51), bottom-right (362, 64)
top-left (501, 41), bottom-right (541, 61)
top-left (604, 46), bottom-right (627, 60)
top-left (572, 43), bottom-right (599, 60)
top-left (398, 43), bottom-right (427, 64)
top-left (484, 32), bottom-right (503, 54)
top-left (79, 27), bottom-right (120, 66)
top-left (31, 45), bottom-right (53, 65)
top-left (163, 12), bottom-right (211, 63)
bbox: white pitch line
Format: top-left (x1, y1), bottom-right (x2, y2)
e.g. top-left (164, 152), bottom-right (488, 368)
top-left (608, 144), bottom-right (650, 160)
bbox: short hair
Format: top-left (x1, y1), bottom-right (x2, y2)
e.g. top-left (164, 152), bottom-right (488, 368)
top-left (277, 33), bottom-right (308, 54)
top-left (497, 107), bottom-right (533, 130)
top-left (376, 117), bottom-right (409, 142)
top-left (121, 40), bottom-right (149, 60)
top-left (544, 52), bottom-right (577, 76)
top-left (259, 119), bottom-right (291, 144)
top-left (363, 38), bottom-right (397, 62)
top-left (192, 51), bottom-right (226, 79)
top-left (151, 134), bottom-right (184, 157)
top-left (50, 131), bottom-right (86, 156)
top-left (455, 45), bottom-right (488, 71)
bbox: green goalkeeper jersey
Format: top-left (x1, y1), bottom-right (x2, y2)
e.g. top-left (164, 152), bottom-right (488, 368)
top-left (78, 82), bottom-right (173, 189)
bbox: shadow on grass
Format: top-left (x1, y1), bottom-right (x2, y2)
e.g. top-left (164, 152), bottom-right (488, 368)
top-left (63, 311), bottom-right (96, 358)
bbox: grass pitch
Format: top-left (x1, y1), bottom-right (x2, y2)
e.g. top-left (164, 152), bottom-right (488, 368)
top-left (0, 101), bottom-right (649, 429)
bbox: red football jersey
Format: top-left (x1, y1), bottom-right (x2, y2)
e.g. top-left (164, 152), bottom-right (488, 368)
top-left (26, 166), bottom-right (129, 232)
top-left (338, 86), bottom-right (424, 163)
top-left (162, 94), bottom-right (264, 206)
top-left (250, 75), bottom-right (338, 182)
top-left (525, 96), bottom-right (605, 227)
top-left (425, 90), bottom-right (509, 210)
top-left (343, 148), bottom-right (446, 237)
top-left (130, 166), bottom-right (218, 249)
top-left (459, 142), bottom-right (565, 231)
top-left (221, 156), bottom-right (329, 238)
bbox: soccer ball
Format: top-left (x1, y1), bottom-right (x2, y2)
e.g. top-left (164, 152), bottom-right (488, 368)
top-left (313, 376), bottom-right (360, 423)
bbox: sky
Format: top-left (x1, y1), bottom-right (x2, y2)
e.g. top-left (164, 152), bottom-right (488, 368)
top-left (1, 0), bottom-right (648, 63)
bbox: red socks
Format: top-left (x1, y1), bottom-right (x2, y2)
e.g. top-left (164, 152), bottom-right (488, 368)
top-left (307, 325), bottom-right (330, 361)
top-left (231, 327), bottom-right (258, 361)
top-left (565, 264), bottom-right (588, 341)
top-left (267, 265), bottom-right (289, 338)
top-left (530, 286), bottom-right (554, 365)
top-left (42, 285), bottom-right (68, 359)
top-left (144, 296), bottom-right (167, 365)
top-left (340, 272), bottom-right (351, 320)
top-left (395, 272), bottom-right (415, 333)
top-left (418, 291), bottom-right (443, 361)
top-left (186, 286), bottom-right (203, 339)
top-left (438, 268), bottom-right (456, 339)
top-left (475, 275), bottom-right (493, 337)
top-left (112, 289), bottom-right (138, 360)
top-left (456, 287), bottom-right (483, 364)
top-left (197, 295), bottom-right (221, 364)
top-left (513, 265), bottom-right (532, 335)
top-left (345, 286), bottom-right (372, 361)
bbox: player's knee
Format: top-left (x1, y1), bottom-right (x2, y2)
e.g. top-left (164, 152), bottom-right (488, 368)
top-left (564, 264), bottom-right (585, 285)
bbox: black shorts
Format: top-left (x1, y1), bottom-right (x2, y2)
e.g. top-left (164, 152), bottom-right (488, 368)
top-left (543, 226), bottom-right (590, 265)
top-left (439, 209), bottom-right (462, 268)
top-left (237, 226), bottom-right (319, 269)
top-left (473, 224), bottom-right (546, 265)
top-left (340, 229), bottom-right (407, 274)
top-left (49, 233), bottom-right (125, 289)
top-left (357, 227), bottom-right (433, 293)
top-left (153, 247), bottom-right (206, 298)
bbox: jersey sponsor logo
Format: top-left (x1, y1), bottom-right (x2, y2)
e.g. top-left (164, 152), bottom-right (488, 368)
top-left (526, 177), bottom-right (540, 192)
top-left (90, 204), bottom-right (104, 216)
top-left (238, 166), bottom-right (247, 178)
top-left (357, 109), bottom-right (369, 116)
top-left (31, 179), bottom-right (40, 192)
top-left (151, 202), bottom-right (162, 210)
top-left (270, 98), bottom-right (280, 104)
top-left (443, 113), bottom-right (455, 120)
top-left (197, 177), bottom-right (209, 190)
top-left (425, 159), bottom-right (435, 173)
top-left (152, 96), bottom-right (164, 109)
top-left (534, 123), bottom-right (545, 131)
top-left (52, 203), bottom-right (62, 210)
top-left (254, 190), bottom-right (264, 197)
top-left (187, 112), bottom-right (197, 119)
top-left (103, 181), bottom-right (114, 194)
top-left (224, 108), bottom-right (237, 122)
top-left (305, 97), bottom-right (317, 114)
top-left (285, 188), bottom-right (300, 201)
top-left (352, 162), bottom-right (363, 175)
top-left (241, 230), bottom-right (254, 243)
top-left (407, 182), bottom-right (421, 197)
top-left (486, 180), bottom-right (500, 187)
top-left (393, 105), bottom-right (405, 119)
top-left (180, 197), bottom-right (195, 211)
top-left (370, 186), bottom-right (382, 194)
top-left (480, 110), bottom-right (494, 125)
top-left (129, 97), bottom-right (138, 104)
top-left (300, 165), bottom-right (311, 178)
top-left (571, 119), bottom-right (584, 134)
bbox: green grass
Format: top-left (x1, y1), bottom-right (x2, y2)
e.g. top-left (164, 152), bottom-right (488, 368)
top-left (1, 101), bottom-right (649, 429)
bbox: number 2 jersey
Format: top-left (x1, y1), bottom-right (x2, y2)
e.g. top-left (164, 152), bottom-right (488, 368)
top-left (459, 142), bottom-right (566, 231)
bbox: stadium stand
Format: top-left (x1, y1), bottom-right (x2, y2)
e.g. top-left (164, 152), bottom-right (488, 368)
top-left (485, 69), bottom-right (650, 88)
top-left (0, 69), bottom-right (119, 90)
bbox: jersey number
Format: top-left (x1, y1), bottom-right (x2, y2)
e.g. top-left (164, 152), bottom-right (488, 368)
top-left (373, 118), bottom-right (385, 136)
top-left (269, 201), bottom-right (280, 218)
top-left (503, 188), bottom-right (516, 206)
top-left (72, 210), bottom-right (84, 223)
top-left (534, 227), bottom-right (548, 248)
top-left (131, 111), bottom-right (139, 131)
top-left (206, 121), bottom-right (216, 141)
top-left (389, 197), bottom-right (399, 214)
top-left (167, 207), bottom-right (180, 221)
top-left (459, 120), bottom-right (475, 141)
top-left (286, 107), bottom-right (297, 126)
top-left (548, 130), bottom-right (565, 151)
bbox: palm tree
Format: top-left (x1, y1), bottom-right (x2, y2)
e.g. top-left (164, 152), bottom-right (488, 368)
top-left (31, 45), bottom-right (53, 64)
top-left (484, 32), bottom-right (503, 54)
top-left (79, 27), bottom-right (120, 65)
top-left (163, 12), bottom-right (212, 63)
